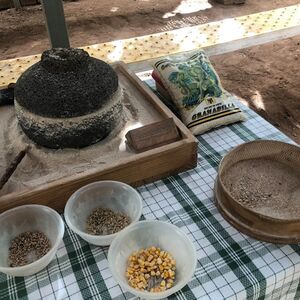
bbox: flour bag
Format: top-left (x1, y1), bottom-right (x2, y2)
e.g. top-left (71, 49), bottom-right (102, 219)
top-left (152, 51), bottom-right (246, 135)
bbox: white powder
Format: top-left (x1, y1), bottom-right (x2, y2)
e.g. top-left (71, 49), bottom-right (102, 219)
top-left (0, 87), bottom-right (161, 196)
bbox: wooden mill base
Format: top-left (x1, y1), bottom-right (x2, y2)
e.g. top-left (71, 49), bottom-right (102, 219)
top-left (0, 62), bottom-right (198, 213)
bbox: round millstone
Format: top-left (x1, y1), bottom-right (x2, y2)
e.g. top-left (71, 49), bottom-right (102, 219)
top-left (14, 48), bottom-right (123, 149)
top-left (15, 48), bottom-right (119, 118)
top-left (15, 87), bottom-right (123, 149)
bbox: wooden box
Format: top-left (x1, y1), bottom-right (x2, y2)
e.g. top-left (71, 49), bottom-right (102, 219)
top-left (0, 62), bottom-right (198, 213)
top-left (215, 0), bottom-right (246, 4)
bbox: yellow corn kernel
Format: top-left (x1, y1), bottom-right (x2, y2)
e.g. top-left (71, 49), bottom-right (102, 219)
top-left (147, 255), bottom-right (154, 262)
top-left (127, 247), bottom-right (176, 292)
top-left (149, 260), bottom-right (156, 267)
top-left (137, 282), bottom-right (144, 289)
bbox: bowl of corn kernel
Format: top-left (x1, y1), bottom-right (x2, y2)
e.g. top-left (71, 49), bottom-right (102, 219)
top-left (108, 220), bottom-right (197, 299)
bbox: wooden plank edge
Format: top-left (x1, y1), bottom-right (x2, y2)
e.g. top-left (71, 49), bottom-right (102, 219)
top-left (0, 139), bottom-right (197, 213)
top-left (0, 139), bottom-right (191, 202)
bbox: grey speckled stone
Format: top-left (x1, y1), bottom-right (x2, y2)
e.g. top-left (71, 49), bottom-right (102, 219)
top-left (14, 48), bottom-right (123, 149)
top-left (15, 48), bottom-right (118, 118)
top-left (16, 95), bottom-right (123, 149)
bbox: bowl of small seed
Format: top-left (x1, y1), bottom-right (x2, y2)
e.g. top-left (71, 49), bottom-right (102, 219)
top-left (108, 220), bottom-right (197, 299)
top-left (0, 205), bottom-right (64, 277)
top-left (64, 181), bottom-right (143, 246)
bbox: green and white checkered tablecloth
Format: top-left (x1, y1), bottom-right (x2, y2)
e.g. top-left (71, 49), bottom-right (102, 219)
top-left (0, 77), bottom-right (299, 300)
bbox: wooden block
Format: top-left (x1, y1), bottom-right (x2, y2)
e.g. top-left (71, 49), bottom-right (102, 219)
top-left (215, 0), bottom-right (246, 4)
top-left (20, 0), bottom-right (39, 6)
top-left (0, 83), bottom-right (14, 106)
top-left (126, 118), bottom-right (180, 153)
top-left (0, 0), bottom-right (12, 10)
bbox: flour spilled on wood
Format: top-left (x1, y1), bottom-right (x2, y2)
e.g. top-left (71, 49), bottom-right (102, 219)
top-left (0, 87), bottom-right (159, 196)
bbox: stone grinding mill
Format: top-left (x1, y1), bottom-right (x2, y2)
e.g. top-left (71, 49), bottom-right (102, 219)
top-left (13, 0), bottom-right (125, 148)
top-left (14, 48), bottom-right (123, 148)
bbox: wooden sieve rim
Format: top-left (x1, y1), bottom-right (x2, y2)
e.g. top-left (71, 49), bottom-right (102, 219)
top-left (217, 140), bottom-right (300, 223)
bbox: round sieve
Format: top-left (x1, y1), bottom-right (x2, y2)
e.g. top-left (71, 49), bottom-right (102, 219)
top-left (214, 140), bottom-right (300, 244)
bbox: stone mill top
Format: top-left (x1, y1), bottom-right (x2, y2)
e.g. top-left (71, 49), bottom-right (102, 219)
top-left (15, 48), bottom-right (119, 118)
top-left (14, 48), bottom-right (123, 149)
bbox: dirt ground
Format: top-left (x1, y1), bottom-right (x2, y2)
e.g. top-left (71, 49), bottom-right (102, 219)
top-left (211, 37), bottom-right (300, 143)
top-left (0, 0), bottom-right (299, 142)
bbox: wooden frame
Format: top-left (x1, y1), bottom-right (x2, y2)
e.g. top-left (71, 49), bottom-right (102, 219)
top-left (0, 62), bottom-right (198, 213)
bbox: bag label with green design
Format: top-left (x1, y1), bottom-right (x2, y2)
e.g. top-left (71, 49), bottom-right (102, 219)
top-left (153, 51), bottom-right (246, 135)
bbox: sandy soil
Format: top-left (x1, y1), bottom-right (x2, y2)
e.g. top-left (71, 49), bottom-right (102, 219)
top-left (0, 0), bottom-right (299, 142)
top-left (211, 36), bottom-right (300, 143)
top-left (0, 0), bottom-right (298, 59)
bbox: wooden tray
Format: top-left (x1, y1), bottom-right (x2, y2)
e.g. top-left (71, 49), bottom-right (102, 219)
top-left (0, 62), bottom-right (198, 213)
top-left (214, 140), bottom-right (300, 244)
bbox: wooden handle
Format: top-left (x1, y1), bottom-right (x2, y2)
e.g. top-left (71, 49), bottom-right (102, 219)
top-left (0, 147), bottom-right (28, 190)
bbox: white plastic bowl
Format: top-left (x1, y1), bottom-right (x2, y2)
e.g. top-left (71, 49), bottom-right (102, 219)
top-left (0, 205), bottom-right (64, 277)
top-left (108, 220), bottom-right (197, 299)
top-left (64, 181), bottom-right (143, 246)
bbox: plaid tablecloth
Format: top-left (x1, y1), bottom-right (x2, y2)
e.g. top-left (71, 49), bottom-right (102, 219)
top-left (0, 77), bottom-right (299, 300)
